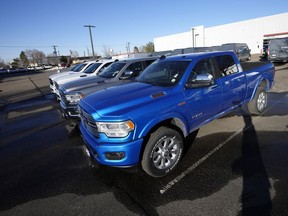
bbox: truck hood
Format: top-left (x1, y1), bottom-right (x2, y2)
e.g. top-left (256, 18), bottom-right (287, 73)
top-left (60, 76), bottom-right (106, 92)
top-left (56, 72), bottom-right (93, 85)
top-left (49, 71), bottom-right (76, 80)
top-left (82, 81), bottom-right (171, 118)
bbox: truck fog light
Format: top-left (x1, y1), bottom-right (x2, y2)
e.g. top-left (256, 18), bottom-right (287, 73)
top-left (105, 152), bottom-right (125, 160)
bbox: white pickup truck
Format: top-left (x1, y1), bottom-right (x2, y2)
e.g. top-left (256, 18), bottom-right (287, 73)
top-left (49, 61), bottom-right (94, 94)
top-left (49, 59), bottom-right (115, 98)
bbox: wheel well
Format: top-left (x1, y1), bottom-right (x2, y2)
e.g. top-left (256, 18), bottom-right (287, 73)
top-left (259, 80), bottom-right (267, 90)
top-left (139, 118), bottom-right (187, 162)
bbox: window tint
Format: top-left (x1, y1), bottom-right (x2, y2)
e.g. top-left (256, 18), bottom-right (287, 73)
top-left (187, 58), bottom-right (214, 83)
top-left (73, 63), bottom-right (87, 72)
top-left (144, 60), bottom-right (156, 67)
top-left (84, 63), bottom-right (102, 74)
top-left (124, 62), bottom-right (143, 77)
top-left (98, 62), bottom-right (126, 78)
top-left (214, 55), bottom-right (238, 76)
top-left (136, 60), bottom-right (190, 87)
top-left (120, 59), bottom-right (156, 79)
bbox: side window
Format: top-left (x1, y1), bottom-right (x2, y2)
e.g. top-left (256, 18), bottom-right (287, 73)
top-left (214, 55), bottom-right (238, 76)
top-left (187, 58), bottom-right (214, 83)
top-left (96, 62), bottom-right (113, 75)
top-left (144, 60), bottom-right (155, 68)
top-left (122, 62), bottom-right (143, 78)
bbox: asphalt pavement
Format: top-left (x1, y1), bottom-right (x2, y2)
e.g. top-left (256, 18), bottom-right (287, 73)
top-left (0, 62), bottom-right (287, 216)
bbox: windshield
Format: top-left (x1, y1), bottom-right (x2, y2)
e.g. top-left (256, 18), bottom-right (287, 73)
top-left (69, 64), bottom-right (80, 71)
top-left (136, 60), bottom-right (190, 87)
top-left (73, 63), bottom-right (87, 72)
top-left (98, 62), bottom-right (126, 78)
top-left (84, 63), bottom-right (102, 74)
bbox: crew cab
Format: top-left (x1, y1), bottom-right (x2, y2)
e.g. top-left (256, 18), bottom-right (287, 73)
top-left (78, 51), bottom-right (275, 177)
top-left (59, 56), bottom-right (158, 119)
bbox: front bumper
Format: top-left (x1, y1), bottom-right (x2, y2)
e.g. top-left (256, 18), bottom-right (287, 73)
top-left (60, 101), bottom-right (80, 119)
top-left (50, 84), bottom-right (56, 93)
top-left (80, 123), bottom-right (143, 167)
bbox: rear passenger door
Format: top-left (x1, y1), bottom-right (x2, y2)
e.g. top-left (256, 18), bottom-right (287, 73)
top-left (214, 55), bottom-right (246, 111)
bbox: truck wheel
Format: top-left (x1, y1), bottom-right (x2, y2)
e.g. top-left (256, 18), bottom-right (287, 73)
top-left (141, 126), bottom-right (183, 177)
top-left (247, 87), bottom-right (268, 115)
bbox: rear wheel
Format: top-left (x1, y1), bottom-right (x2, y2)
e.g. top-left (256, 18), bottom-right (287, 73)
top-left (247, 87), bottom-right (268, 115)
top-left (141, 126), bottom-right (183, 177)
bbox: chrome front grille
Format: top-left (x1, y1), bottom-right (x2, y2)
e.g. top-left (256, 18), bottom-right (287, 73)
top-left (59, 89), bottom-right (67, 105)
top-left (49, 78), bottom-right (53, 85)
top-left (79, 106), bottom-right (99, 137)
top-left (55, 82), bottom-right (59, 90)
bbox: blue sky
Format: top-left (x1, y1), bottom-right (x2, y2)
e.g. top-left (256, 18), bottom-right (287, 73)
top-left (0, 0), bottom-right (286, 62)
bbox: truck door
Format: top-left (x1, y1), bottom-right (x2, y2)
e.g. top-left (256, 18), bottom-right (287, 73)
top-left (184, 58), bottom-right (223, 129)
top-left (214, 55), bottom-right (246, 112)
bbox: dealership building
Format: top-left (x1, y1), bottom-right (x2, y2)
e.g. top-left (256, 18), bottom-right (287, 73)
top-left (154, 12), bottom-right (288, 54)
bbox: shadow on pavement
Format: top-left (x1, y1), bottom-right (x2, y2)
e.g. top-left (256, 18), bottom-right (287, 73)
top-left (232, 115), bottom-right (272, 216)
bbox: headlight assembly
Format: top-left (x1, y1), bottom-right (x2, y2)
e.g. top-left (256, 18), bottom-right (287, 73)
top-left (96, 120), bottom-right (135, 137)
top-left (65, 92), bottom-right (85, 104)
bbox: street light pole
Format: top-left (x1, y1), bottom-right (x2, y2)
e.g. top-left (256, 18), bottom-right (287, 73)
top-left (191, 28), bottom-right (195, 47)
top-left (84, 25), bottom-right (95, 59)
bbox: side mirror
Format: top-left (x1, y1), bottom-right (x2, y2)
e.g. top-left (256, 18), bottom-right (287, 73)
top-left (186, 73), bottom-right (213, 88)
top-left (120, 71), bottom-right (134, 80)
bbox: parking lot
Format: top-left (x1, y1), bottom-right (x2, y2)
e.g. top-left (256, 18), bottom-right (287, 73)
top-left (0, 62), bottom-right (288, 216)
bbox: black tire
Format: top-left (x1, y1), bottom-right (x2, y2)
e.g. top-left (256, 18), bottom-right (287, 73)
top-left (141, 126), bottom-right (183, 177)
top-left (247, 87), bottom-right (268, 115)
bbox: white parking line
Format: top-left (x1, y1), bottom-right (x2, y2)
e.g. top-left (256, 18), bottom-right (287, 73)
top-left (160, 127), bottom-right (242, 194)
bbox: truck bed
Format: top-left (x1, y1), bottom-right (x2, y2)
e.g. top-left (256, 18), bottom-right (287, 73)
top-left (241, 61), bottom-right (272, 71)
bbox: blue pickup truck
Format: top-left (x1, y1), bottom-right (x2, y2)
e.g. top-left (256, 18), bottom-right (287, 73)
top-left (78, 51), bottom-right (275, 177)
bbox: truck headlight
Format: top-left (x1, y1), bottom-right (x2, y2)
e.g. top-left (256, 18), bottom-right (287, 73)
top-left (96, 120), bottom-right (135, 138)
top-left (65, 92), bottom-right (85, 104)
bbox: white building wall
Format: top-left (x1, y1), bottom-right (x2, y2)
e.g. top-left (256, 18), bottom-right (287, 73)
top-left (154, 32), bottom-right (191, 51)
top-left (154, 13), bottom-right (288, 54)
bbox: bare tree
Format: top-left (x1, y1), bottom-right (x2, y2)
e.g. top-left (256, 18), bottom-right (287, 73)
top-left (70, 50), bottom-right (79, 58)
top-left (46, 53), bottom-right (58, 66)
top-left (0, 57), bottom-right (6, 68)
top-left (25, 49), bottom-right (46, 65)
top-left (102, 45), bottom-right (114, 57)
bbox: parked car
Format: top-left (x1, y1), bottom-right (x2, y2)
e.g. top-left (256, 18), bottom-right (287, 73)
top-left (59, 56), bottom-right (158, 119)
top-left (220, 43), bottom-right (251, 62)
top-left (267, 37), bottom-right (288, 62)
top-left (0, 68), bottom-right (8, 74)
top-left (78, 51), bottom-right (274, 177)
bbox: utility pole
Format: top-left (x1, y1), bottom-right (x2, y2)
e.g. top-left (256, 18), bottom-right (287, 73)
top-left (52, 45), bottom-right (60, 73)
top-left (126, 42), bottom-right (130, 58)
top-left (84, 25), bottom-right (95, 59)
top-left (52, 45), bottom-right (57, 56)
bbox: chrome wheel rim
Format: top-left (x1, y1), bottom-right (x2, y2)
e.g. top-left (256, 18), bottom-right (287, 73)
top-left (257, 91), bottom-right (267, 112)
top-left (152, 136), bottom-right (180, 170)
